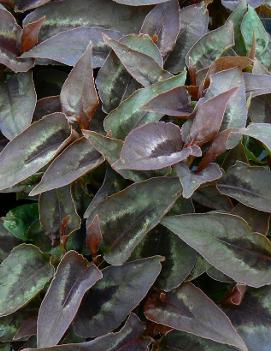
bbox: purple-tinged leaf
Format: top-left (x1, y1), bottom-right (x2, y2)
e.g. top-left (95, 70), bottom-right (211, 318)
top-left (21, 27), bottom-right (122, 68)
top-left (114, 122), bottom-right (201, 171)
top-left (232, 203), bottom-right (270, 235)
top-left (0, 8), bottom-right (33, 72)
top-left (165, 3), bottom-right (209, 73)
top-left (60, 43), bottom-right (99, 129)
top-left (141, 0), bottom-right (181, 57)
top-left (160, 331), bottom-right (237, 351)
top-left (113, 0), bottom-right (171, 4)
top-left (30, 137), bottom-right (104, 196)
top-left (217, 161), bottom-right (271, 213)
top-left (176, 163), bottom-right (223, 198)
top-left (14, 0), bottom-right (51, 12)
top-left (186, 21), bottom-right (235, 71)
top-left (33, 96), bottom-right (61, 121)
top-left (74, 256), bottom-right (162, 338)
top-left (145, 283), bottom-right (247, 351)
top-left (39, 186), bottom-right (81, 245)
top-left (142, 87), bottom-right (193, 117)
top-left (23, 313), bottom-right (150, 351)
top-left (225, 285), bottom-right (271, 351)
top-left (0, 244), bottom-right (54, 317)
top-left (0, 72), bottom-right (37, 140)
top-left (13, 315), bottom-right (37, 341)
top-left (86, 177), bottom-right (182, 265)
top-left (162, 212), bottom-right (271, 287)
top-left (187, 87), bottom-right (239, 146)
top-left (0, 113), bottom-right (72, 191)
top-left (21, 16), bottom-right (45, 53)
top-left (193, 185), bottom-right (233, 211)
top-left (244, 73), bottom-right (271, 97)
top-left (23, 0), bottom-right (149, 41)
top-left (103, 72), bottom-right (187, 139)
top-left (103, 34), bottom-right (171, 86)
top-left (37, 251), bottom-right (102, 347)
top-left (86, 215), bottom-right (103, 257)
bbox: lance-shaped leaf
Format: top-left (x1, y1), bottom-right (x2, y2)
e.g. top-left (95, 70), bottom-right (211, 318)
top-left (165, 3), bottom-right (209, 73)
top-left (21, 27), bottom-right (122, 68)
top-left (30, 138), bottom-right (104, 196)
top-left (21, 16), bottom-right (46, 53)
top-left (14, 0), bottom-right (51, 12)
top-left (0, 8), bottom-right (33, 72)
top-left (217, 161), bottom-right (271, 213)
top-left (74, 256), bottom-right (162, 338)
top-left (225, 285), bottom-right (271, 351)
top-left (0, 244), bottom-right (54, 317)
top-left (0, 72), bottom-right (37, 140)
top-left (39, 186), bottom-right (81, 244)
top-left (140, 0), bottom-right (180, 57)
top-left (37, 251), bottom-right (102, 347)
top-left (232, 203), bottom-right (270, 236)
top-left (160, 331), bottom-right (237, 351)
top-left (86, 177), bottom-right (182, 265)
top-left (186, 21), bottom-right (235, 71)
top-left (0, 113), bottom-right (71, 191)
top-left (187, 87), bottom-right (239, 146)
top-left (145, 283), bottom-right (247, 351)
top-left (176, 163), bottom-right (223, 198)
top-left (24, 314), bottom-right (150, 351)
top-left (132, 225), bottom-right (197, 292)
top-left (96, 33), bottom-right (160, 113)
top-left (205, 68), bottom-right (248, 131)
top-left (23, 0), bottom-right (149, 40)
top-left (103, 35), bottom-right (171, 87)
top-left (60, 43), bottom-right (99, 129)
top-left (244, 73), bottom-right (271, 97)
top-left (114, 122), bottom-right (202, 171)
top-left (162, 212), bottom-right (271, 287)
top-left (142, 87), bottom-right (193, 117)
top-left (84, 168), bottom-right (127, 219)
top-left (104, 72), bottom-right (187, 139)
top-left (241, 6), bottom-right (271, 69)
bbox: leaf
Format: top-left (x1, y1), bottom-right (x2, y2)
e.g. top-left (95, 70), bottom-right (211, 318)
top-left (165, 3), bottom-right (209, 73)
top-left (192, 185), bottom-right (233, 211)
top-left (0, 313), bottom-right (23, 343)
top-left (0, 220), bottom-right (20, 262)
top-left (144, 283), bottom-right (247, 351)
top-left (0, 244), bottom-right (54, 317)
top-left (142, 87), bottom-right (193, 117)
top-left (175, 163), bottom-right (223, 198)
top-left (103, 34), bottom-right (171, 86)
top-left (21, 27), bottom-right (122, 68)
top-left (140, 0), bottom-right (181, 57)
top-left (24, 313), bottom-right (150, 351)
top-left (86, 215), bottom-right (103, 257)
top-left (113, 0), bottom-right (171, 4)
top-left (0, 113), bottom-right (72, 191)
top-left (0, 72), bottom-right (37, 140)
top-left (23, 0), bottom-right (149, 41)
top-left (74, 256), bottom-right (162, 338)
top-left (132, 225), bottom-right (197, 292)
top-left (21, 16), bottom-right (46, 53)
top-left (225, 285), bottom-right (271, 351)
top-left (60, 43), bottom-right (99, 129)
top-left (86, 177), bottom-right (182, 265)
top-left (162, 212), bottom-right (271, 287)
top-left (0, 8), bottom-right (33, 72)
top-left (186, 21), bottom-right (235, 71)
top-left (37, 251), bottom-right (102, 347)
top-left (114, 122), bottom-right (202, 171)
top-left (217, 161), bottom-right (271, 213)
top-left (39, 186), bottom-right (81, 245)
top-left (3, 203), bottom-right (39, 241)
top-left (14, 0), bottom-right (51, 12)
top-left (234, 123), bottom-right (271, 152)
top-left (30, 137), bottom-right (104, 196)
top-left (244, 72), bottom-right (271, 97)
top-left (160, 331), bottom-right (237, 351)
top-left (103, 72), bottom-right (187, 139)
top-left (187, 87), bottom-right (239, 146)
top-left (34, 96), bottom-right (61, 120)
top-left (13, 315), bottom-right (37, 341)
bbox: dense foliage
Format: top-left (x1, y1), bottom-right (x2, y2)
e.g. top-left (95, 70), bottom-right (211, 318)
top-left (1, 0), bottom-right (271, 350)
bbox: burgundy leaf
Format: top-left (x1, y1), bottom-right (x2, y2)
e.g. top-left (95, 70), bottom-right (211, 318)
top-left (222, 284), bottom-right (247, 306)
top-left (21, 16), bottom-right (45, 53)
top-left (37, 251), bottom-right (102, 348)
top-left (86, 214), bottom-right (103, 257)
top-left (114, 122), bottom-right (202, 171)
